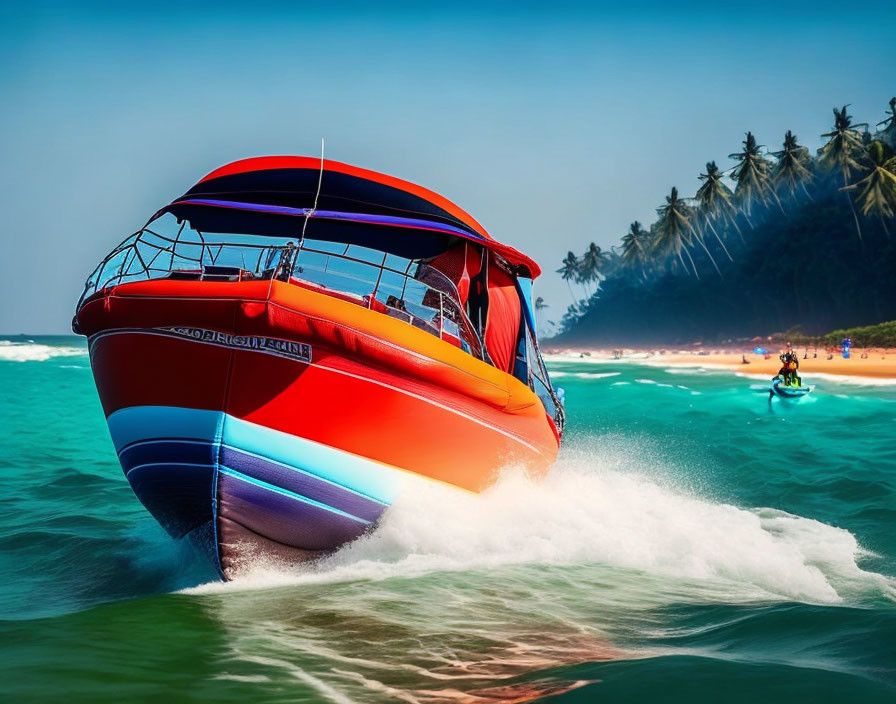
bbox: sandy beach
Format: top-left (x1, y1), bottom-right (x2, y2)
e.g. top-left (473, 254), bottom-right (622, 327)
top-left (545, 346), bottom-right (896, 380)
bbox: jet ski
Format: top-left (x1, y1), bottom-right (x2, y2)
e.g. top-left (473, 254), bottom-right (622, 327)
top-left (770, 375), bottom-right (813, 398)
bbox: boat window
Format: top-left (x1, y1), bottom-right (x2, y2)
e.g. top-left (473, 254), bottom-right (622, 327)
top-left (524, 322), bottom-right (564, 431)
top-left (78, 213), bottom-right (484, 361)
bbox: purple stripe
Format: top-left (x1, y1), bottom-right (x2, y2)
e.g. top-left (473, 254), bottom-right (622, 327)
top-left (217, 472), bottom-right (369, 551)
top-left (170, 198), bottom-right (487, 241)
top-left (219, 445), bottom-right (386, 523)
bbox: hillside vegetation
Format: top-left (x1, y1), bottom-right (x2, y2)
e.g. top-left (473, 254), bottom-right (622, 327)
top-left (551, 98), bottom-right (896, 345)
top-left (799, 320), bottom-right (896, 349)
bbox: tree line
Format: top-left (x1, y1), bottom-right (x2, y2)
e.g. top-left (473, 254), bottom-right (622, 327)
top-left (551, 98), bottom-right (896, 344)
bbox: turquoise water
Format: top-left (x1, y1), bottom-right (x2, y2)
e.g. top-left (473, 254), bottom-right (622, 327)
top-left (2, 337), bottom-right (895, 702)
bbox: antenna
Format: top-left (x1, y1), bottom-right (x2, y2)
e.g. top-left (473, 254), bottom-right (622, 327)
top-left (267, 138), bottom-right (325, 298)
top-left (299, 137), bottom-right (325, 249)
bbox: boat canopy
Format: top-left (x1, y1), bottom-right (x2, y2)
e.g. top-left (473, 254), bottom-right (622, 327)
top-left (153, 156), bottom-right (541, 278)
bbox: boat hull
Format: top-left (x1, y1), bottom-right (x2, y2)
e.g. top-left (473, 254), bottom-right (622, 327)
top-left (109, 405), bottom-right (400, 576)
top-left (79, 278), bottom-right (559, 577)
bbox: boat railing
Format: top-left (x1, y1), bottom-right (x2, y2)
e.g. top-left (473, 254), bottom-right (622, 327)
top-left (77, 220), bottom-right (485, 359)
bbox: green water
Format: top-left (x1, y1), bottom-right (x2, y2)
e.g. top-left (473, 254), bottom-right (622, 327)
top-left (2, 338), bottom-right (895, 702)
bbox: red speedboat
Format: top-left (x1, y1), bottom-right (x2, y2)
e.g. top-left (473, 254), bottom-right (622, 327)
top-left (74, 156), bottom-right (564, 578)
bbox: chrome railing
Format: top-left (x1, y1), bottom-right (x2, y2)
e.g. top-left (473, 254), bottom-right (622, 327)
top-left (77, 216), bottom-right (484, 359)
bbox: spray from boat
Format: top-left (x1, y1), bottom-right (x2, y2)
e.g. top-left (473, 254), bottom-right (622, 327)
top-left (186, 439), bottom-right (895, 607)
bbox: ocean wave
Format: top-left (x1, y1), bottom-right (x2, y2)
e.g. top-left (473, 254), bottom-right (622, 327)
top-left (543, 353), bottom-right (639, 364)
top-left (735, 371), bottom-right (774, 381)
top-left (548, 371), bottom-right (621, 380)
top-left (0, 341), bottom-right (86, 363)
top-left (800, 372), bottom-right (896, 386)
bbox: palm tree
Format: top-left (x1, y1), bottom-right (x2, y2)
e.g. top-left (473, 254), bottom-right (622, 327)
top-left (652, 187), bottom-right (707, 278)
top-left (557, 251), bottom-right (580, 301)
top-left (620, 221), bottom-right (651, 279)
top-left (843, 140), bottom-right (896, 237)
top-left (818, 105), bottom-right (869, 242)
top-left (694, 161), bottom-right (736, 257)
top-left (772, 130), bottom-right (814, 199)
top-left (579, 242), bottom-right (608, 295)
top-left (602, 250), bottom-right (623, 279)
top-left (729, 132), bottom-right (775, 224)
top-left (533, 296), bottom-right (550, 333)
top-left (877, 97), bottom-right (896, 148)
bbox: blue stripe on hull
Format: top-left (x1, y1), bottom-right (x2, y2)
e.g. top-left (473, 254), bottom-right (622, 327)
top-left (120, 440), bottom-right (218, 473)
top-left (107, 406), bottom-right (403, 504)
top-left (105, 406), bottom-right (401, 573)
top-left (117, 439), bottom-right (386, 523)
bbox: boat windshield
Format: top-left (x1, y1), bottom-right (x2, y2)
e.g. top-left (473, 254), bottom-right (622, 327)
top-left (78, 213), bottom-right (484, 359)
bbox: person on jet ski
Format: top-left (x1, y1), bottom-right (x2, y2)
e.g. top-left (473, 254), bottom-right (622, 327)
top-left (778, 348), bottom-right (801, 386)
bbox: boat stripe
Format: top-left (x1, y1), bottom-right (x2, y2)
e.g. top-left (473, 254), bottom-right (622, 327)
top-left (217, 467), bottom-right (372, 525)
top-left (107, 406), bottom-right (403, 501)
top-left (307, 358), bottom-right (543, 456)
top-left (220, 443), bottom-right (389, 506)
top-left (89, 327), bottom-right (311, 365)
top-left (118, 437), bottom-right (212, 454)
top-left (125, 461), bottom-right (215, 477)
top-left (117, 437), bottom-right (390, 507)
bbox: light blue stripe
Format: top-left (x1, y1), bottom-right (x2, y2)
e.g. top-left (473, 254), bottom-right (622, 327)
top-left (117, 438), bottom-right (211, 455)
top-left (107, 406), bottom-right (222, 453)
top-left (105, 406), bottom-right (402, 504)
top-left (125, 461), bottom-right (215, 477)
top-left (117, 436), bottom-right (389, 507)
top-left (221, 415), bottom-right (401, 503)
top-left (220, 442), bottom-right (389, 506)
top-left (218, 467), bottom-right (371, 525)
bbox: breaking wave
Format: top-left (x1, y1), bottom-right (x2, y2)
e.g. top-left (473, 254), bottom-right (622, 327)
top-left (548, 371), bottom-right (620, 380)
top-left (0, 341), bottom-right (86, 363)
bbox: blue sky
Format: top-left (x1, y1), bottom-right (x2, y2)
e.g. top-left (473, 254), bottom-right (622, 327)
top-left (1, 1), bottom-right (894, 332)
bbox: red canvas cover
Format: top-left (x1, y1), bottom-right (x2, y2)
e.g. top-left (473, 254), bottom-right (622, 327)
top-left (484, 262), bottom-right (521, 374)
top-left (428, 242), bottom-right (481, 305)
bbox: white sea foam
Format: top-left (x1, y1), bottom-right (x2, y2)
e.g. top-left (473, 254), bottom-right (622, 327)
top-left (800, 372), bottom-right (896, 387)
top-left (0, 341), bottom-right (86, 362)
top-left (548, 371), bottom-right (621, 380)
top-left (592, 357), bottom-right (896, 388)
top-left (735, 371), bottom-right (774, 381)
top-left (186, 443), bottom-right (894, 606)
top-left (735, 369), bottom-right (896, 387)
top-left (543, 353), bottom-right (640, 364)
